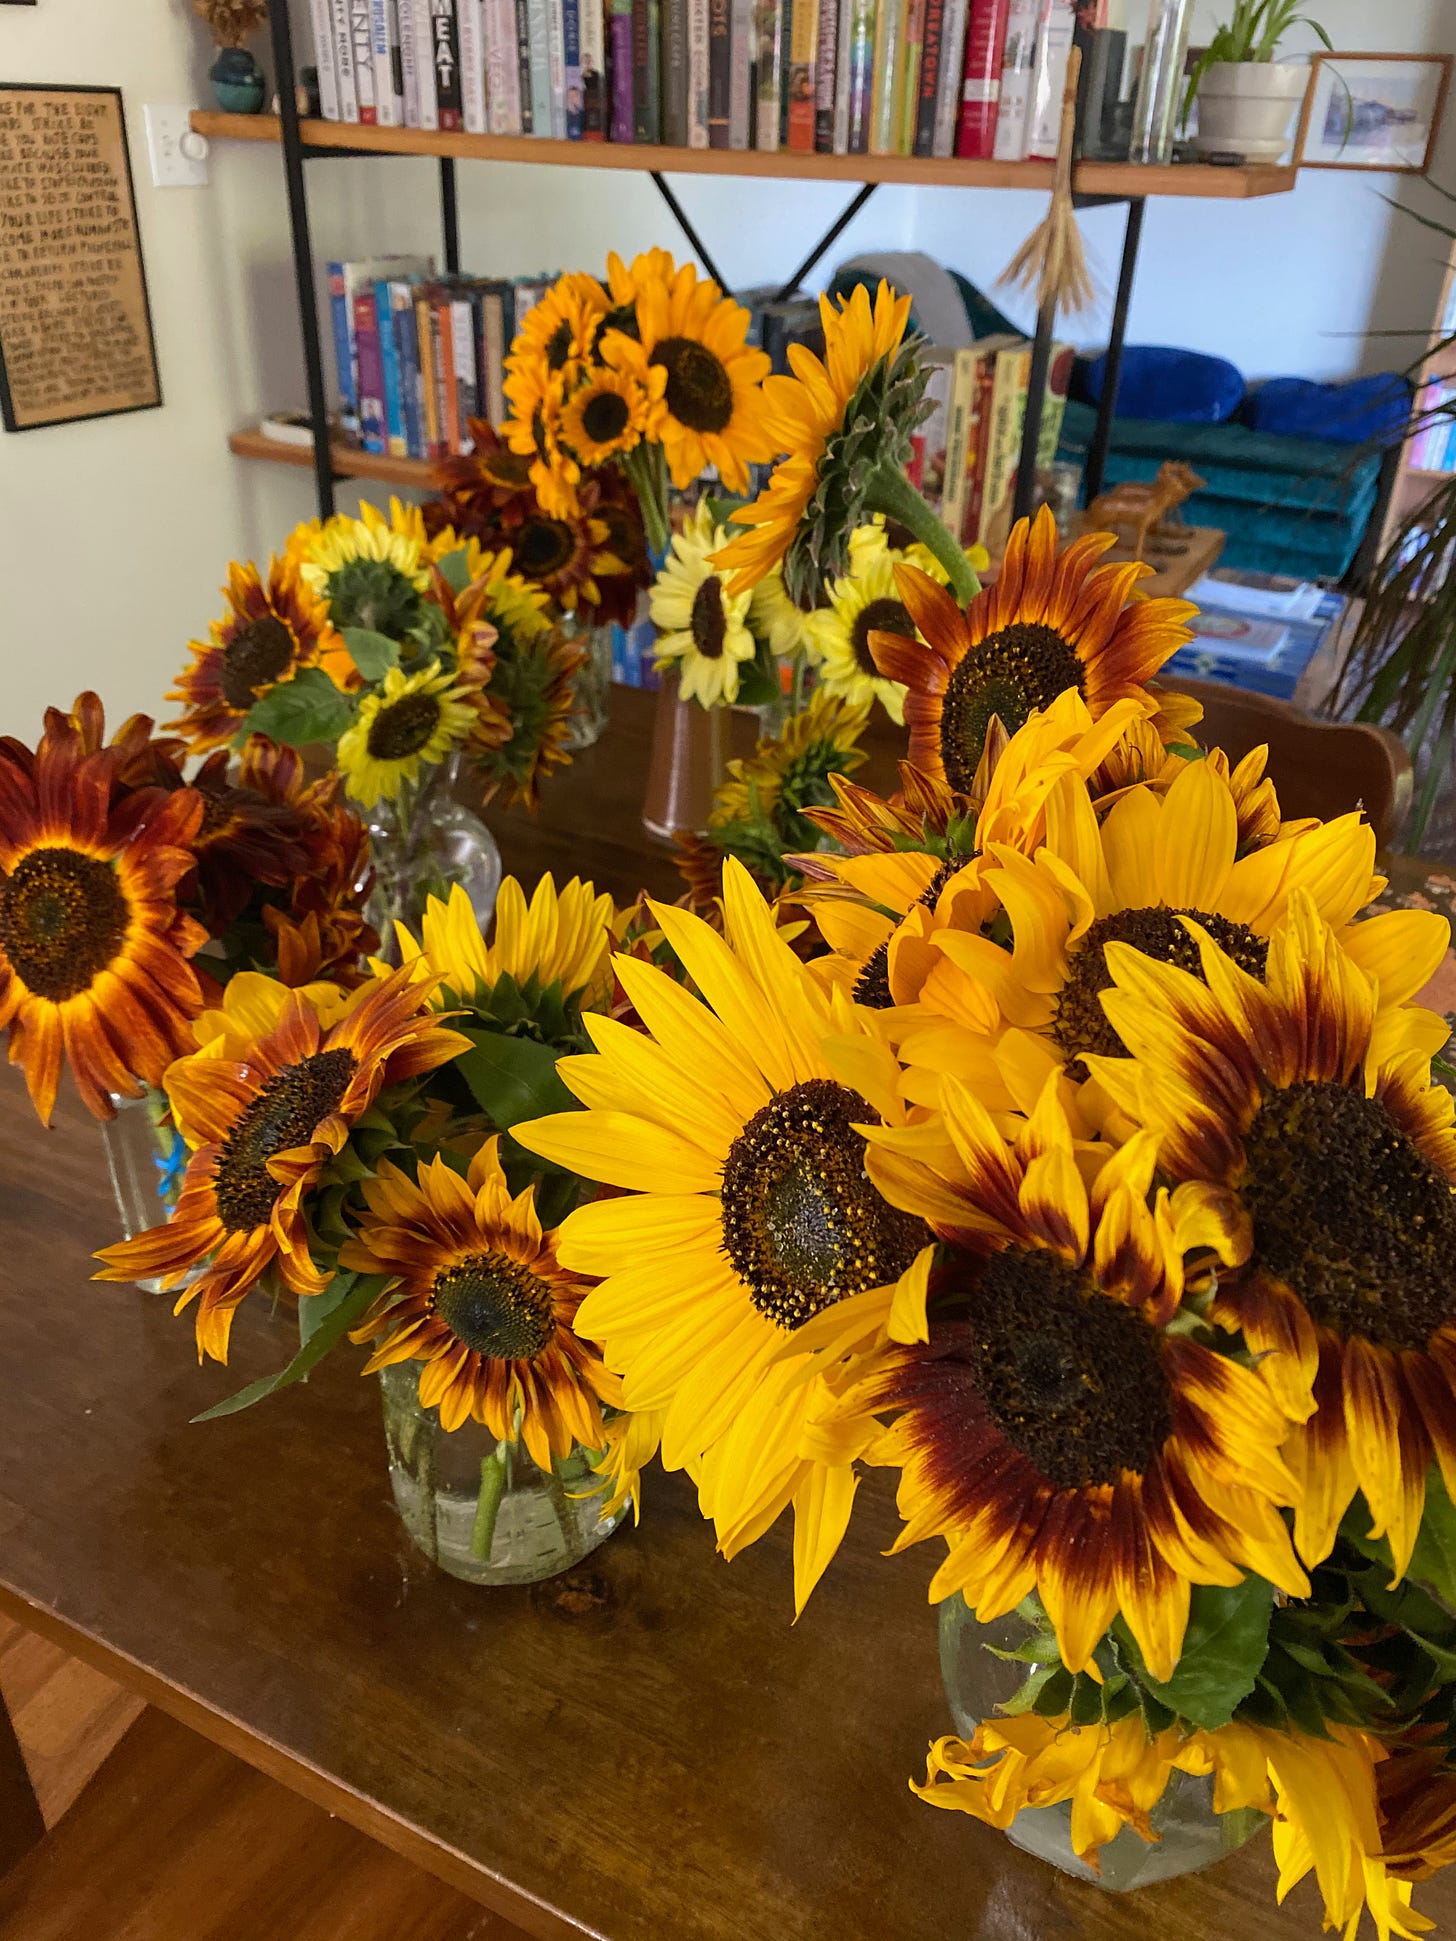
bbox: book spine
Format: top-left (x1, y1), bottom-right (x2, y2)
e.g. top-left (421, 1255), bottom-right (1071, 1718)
top-left (930, 0), bottom-right (966, 153)
top-left (376, 280), bottom-right (406, 455)
top-left (898, 0), bottom-right (927, 152)
top-left (868, 0), bottom-right (901, 153)
top-left (546, 0), bottom-right (568, 136)
top-left (411, 0), bottom-right (440, 123)
top-left (912, 0), bottom-right (943, 154)
top-left (785, 0), bottom-right (817, 150)
top-left (327, 264), bottom-right (358, 434)
top-left (977, 347), bottom-right (1026, 549)
top-left (353, 290), bottom-right (387, 453)
top-left (370, 0), bottom-right (402, 123)
top-left (581, 0), bottom-right (606, 134)
top-left (483, 291), bottom-right (507, 422)
top-left (349, 0), bottom-right (378, 118)
top-left (843, 0), bottom-right (873, 149)
top-left (609, 0), bottom-right (635, 138)
top-left (452, 297), bottom-right (477, 448)
top-left (457, 0), bottom-right (488, 130)
top-left (311, 0), bottom-right (342, 119)
top-left (515, 0), bottom-right (535, 128)
top-left (1038, 341), bottom-right (1072, 467)
top-left (435, 296), bottom-right (459, 453)
top-left (955, 0), bottom-right (1005, 153)
top-left (415, 291), bottom-right (440, 457)
top-left (331, 0), bottom-right (361, 117)
top-left (398, 0), bottom-right (421, 122)
top-left (430, 0), bottom-right (464, 128)
top-left (391, 284), bottom-right (424, 456)
top-left (468, 289), bottom-right (488, 441)
top-left (563, 0), bottom-right (584, 134)
top-left (663, 0), bottom-right (689, 143)
top-left (1023, 0), bottom-right (1070, 159)
top-left (631, 0), bottom-right (657, 140)
top-left (939, 348), bottom-right (975, 541)
top-left (812, 0), bottom-right (837, 149)
top-left (753, 0), bottom-right (783, 150)
top-left (694, 0), bottom-right (716, 145)
top-left (831, 0), bottom-right (852, 148)
top-left (961, 349), bottom-right (997, 543)
top-left (484, 0), bottom-right (521, 130)
top-left (707, 0), bottom-right (732, 146)
top-left (989, 0), bottom-right (1035, 160)
top-left (528, 0), bottom-right (553, 133)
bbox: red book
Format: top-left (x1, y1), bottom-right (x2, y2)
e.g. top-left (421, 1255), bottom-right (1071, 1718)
top-left (955, 0), bottom-right (1010, 158)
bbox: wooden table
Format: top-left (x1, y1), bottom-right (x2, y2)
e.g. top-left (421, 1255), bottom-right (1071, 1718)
top-left (2, 685), bottom-right (1455, 1941)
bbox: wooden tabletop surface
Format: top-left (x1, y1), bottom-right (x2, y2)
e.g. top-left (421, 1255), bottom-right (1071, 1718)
top-left (3, 684), bottom-right (1456, 1940)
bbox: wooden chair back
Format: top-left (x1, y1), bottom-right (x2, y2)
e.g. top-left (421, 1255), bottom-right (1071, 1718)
top-left (1171, 675), bottom-right (1413, 849)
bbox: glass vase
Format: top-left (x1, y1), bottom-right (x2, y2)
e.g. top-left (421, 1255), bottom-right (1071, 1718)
top-left (939, 1595), bottom-right (1265, 1890)
top-left (641, 672), bottom-right (727, 841)
top-left (101, 1087), bottom-right (190, 1293)
top-left (378, 1361), bottom-right (624, 1586)
top-left (559, 613), bottom-right (613, 751)
top-left (365, 749), bottom-right (501, 960)
top-left (1129, 0), bottom-right (1193, 163)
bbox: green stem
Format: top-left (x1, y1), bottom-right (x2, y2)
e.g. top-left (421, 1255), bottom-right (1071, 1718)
top-left (621, 445), bottom-right (672, 558)
top-left (865, 465), bottom-right (980, 606)
top-left (470, 1444), bottom-right (509, 1562)
top-left (789, 648), bottom-right (808, 717)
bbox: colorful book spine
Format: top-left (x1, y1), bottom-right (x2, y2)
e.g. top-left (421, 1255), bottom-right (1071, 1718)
top-left (813, 0), bottom-right (838, 148)
top-left (563, 0), bottom-right (584, 135)
top-left (415, 290), bottom-right (440, 457)
top-left (526, 0), bottom-right (553, 133)
top-left (897, 0), bottom-right (927, 152)
top-left (515, 0), bottom-right (535, 129)
top-left (435, 296), bottom-right (459, 453)
top-left (329, 0), bottom-right (361, 118)
top-left (831, 0), bottom-right (854, 149)
top-left (754, 0), bottom-right (784, 150)
top-left (609, 0), bottom-right (635, 139)
top-left (327, 263), bottom-right (358, 434)
top-left (353, 289), bottom-right (387, 453)
top-left (411, 0), bottom-right (440, 124)
top-left (484, 0), bottom-right (522, 130)
top-left (912, 0), bottom-right (944, 154)
top-left (939, 346), bottom-right (977, 542)
top-left (349, 0), bottom-right (378, 119)
top-left (868, 0), bottom-right (903, 153)
top-left (389, 282), bottom-right (424, 457)
top-left (1024, 0), bottom-right (1072, 159)
top-left (546, 0), bottom-right (568, 136)
top-left (369, 0), bottom-right (403, 124)
top-left (785, 0), bottom-right (817, 149)
top-left (430, 0), bottom-right (464, 128)
top-left (398, 0), bottom-right (421, 122)
top-left (694, 0), bottom-right (717, 145)
top-left (979, 343), bottom-right (1031, 552)
top-left (631, 0), bottom-right (661, 140)
top-left (663, 0), bottom-right (690, 143)
top-left (955, 0), bottom-right (1006, 153)
top-left (311, 0), bottom-right (342, 119)
top-left (375, 279), bottom-right (407, 455)
top-left (843, 0), bottom-right (873, 149)
top-left (990, 0), bottom-right (1037, 160)
top-left (961, 345), bottom-right (1000, 544)
top-left (457, 0), bottom-right (488, 130)
top-left (930, 0), bottom-right (966, 153)
top-left (909, 350), bottom-right (953, 503)
top-left (581, 0), bottom-right (606, 135)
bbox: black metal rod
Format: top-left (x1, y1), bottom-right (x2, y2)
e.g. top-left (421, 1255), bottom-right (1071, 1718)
top-left (269, 0), bottom-right (335, 520)
top-left (440, 157), bottom-right (461, 274)
top-left (1013, 291), bottom-right (1057, 524)
top-left (648, 173), bottom-right (728, 291)
top-left (1083, 195), bottom-right (1144, 504)
top-left (773, 183), bottom-right (878, 301)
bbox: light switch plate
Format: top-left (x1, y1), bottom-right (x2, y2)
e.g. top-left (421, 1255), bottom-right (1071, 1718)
top-left (143, 104), bottom-right (209, 188)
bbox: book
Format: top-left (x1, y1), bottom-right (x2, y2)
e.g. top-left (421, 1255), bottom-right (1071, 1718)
top-left (484, 0), bottom-right (523, 131)
top-left (515, 0), bottom-right (535, 128)
top-left (609, 0), bottom-right (634, 139)
top-left (843, 0), bottom-right (874, 149)
top-left (375, 278), bottom-right (407, 454)
top-left (412, 0), bottom-right (441, 124)
top-left (955, 0), bottom-right (1007, 155)
top-left (398, 0), bottom-right (421, 122)
top-left (563, 0), bottom-right (584, 135)
top-left (526, 0), bottom-right (553, 133)
top-left (415, 289), bottom-right (441, 456)
top-left (912, 0), bottom-right (944, 155)
top-left (1038, 341), bottom-right (1073, 466)
top-left (897, 0), bottom-right (927, 153)
top-left (457, 0), bottom-right (488, 130)
top-left (581, 0), bottom-right (606, 135)
top-left (370, 0), bottom-right (403, 124)
top-left (754, 0), bottom-right (784, 150)
top-left (908, 348), bottom-right (953, 507)
top-left (812, 0), bottom-right (838, 148)
top-left (631, 0), bottom-right (660, 139)
top-left (547, 0), bottom-right (570, 134)
top-left (452, 295), bottom-right (478, 447)
top-left (429, 0), bottom-right (464, 129)
top-left (346, 0), bottom-right (378, 120)
top-left (329, 255), bottom-right (433, 439)
top-left (707, 0), bottom-right (732, 146)
top-left (310, 0), bottom-right (342, 120)
top-left (353, 289), bottom-right (387, 452)
top-left (388, 279), bottom-right (425, 456)
top-left (435, 294), bottom-right (459, 452)
top-left (785, 0), bottom-right (818, 150)
top-left (695, 0), bottom-right (717, 145)
top-left (929, 0), bottom-right (966, 154)
top-left (479, 284), bottom-right (510, 421)
top-left (663, 0), bottom-right (690, 143)
top-left (979, 341), bottom-right (1032, 553)
top-left (939, 342), bottom-right (982, 544)
top-left (868, 0), bottom-right (904, 154)
top-left (329, 0), bottom-right (362, 119)
top-left (831, 0), bottom-right (854, 149)
top-left (961, 333), bottom-right (1021, 543)
top-left (989, 0), bottom-right (1037, 160)
top-left (1024, 0), bottom-right (1072, 159)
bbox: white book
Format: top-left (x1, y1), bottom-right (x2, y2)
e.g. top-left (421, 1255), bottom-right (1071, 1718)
top-left (725, 0), bottom-right (749, 146)
top-left (310, 0), bottom-right (342, 118)
top-left (458, 0), bottom-right (489, 130)
top-left (412, 0), bottom-right (441, 125)
top-left (330, 0), bottom-right (361, 118)
top-left (398, 0), bottom-right (421, 123)
top-left (991, 0), bottom-right (1043, 161)
top-left (451, 297), bottom-right (476, 448)
top-left (349, 0), bottom-right (379, 119)
top-left (831, 0), bottom-right (852, 150)
top-left (484, 0), bottom-right (522, 130)
top-left (1024, 0), bottom-right (1073, 158)
top-left (370, 0), bottom-right (403, 124)
top-left (545, 0), bottom-right (567, 137)
top-left (931, 0), bottom-right (968, 156)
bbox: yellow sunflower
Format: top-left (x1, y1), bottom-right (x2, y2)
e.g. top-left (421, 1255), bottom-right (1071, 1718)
top-left (395, 874), bottom-right (616, 1010)
top-left (288, 498), bottom-right (437, 642)
top-left (854, 1073), bottom-right (1307, 1680)
top-left (511, 269), bottom-right (610, 378)
top-left (602, 261), bottom-right (773, 493)
top-left (650, 500), bottom-right (757, 707)
top-left (749, 566), bottom-right (824, 661)
top-left (1089, 891), bottom-right (1456, 1583)
top-left (710, 687), bottom-right (870, 828)
top-left (0, 700), bottom-right (207, 1124)
top-left (93, 968), bottom-right (467, 1362)
top-left (601, 246), bottom-right (676, 341)
top-left (558, 360), bottom-right (663, 466)
top-left (514, 859), bottom-right (934, 1612)
top-left (340, 1137), bottom-right (621, 1460)
top-left (335, 660), bottom-right (478, 808)
top-left (873, 508), bottom-right (1197, 794)
top-left (502, 355), bottom-right (580, 519)
top-left (167, 558), bottom-right (347, 753)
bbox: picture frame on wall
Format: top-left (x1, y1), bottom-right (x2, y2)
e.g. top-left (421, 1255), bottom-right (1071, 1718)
top-left (1295, 51), bottom-right (1452, 173)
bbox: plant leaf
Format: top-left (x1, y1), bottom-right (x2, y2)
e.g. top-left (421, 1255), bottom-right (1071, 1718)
top-left (243, 666), bottom-right (356, 746)
top-left (1342, 1466), bottom-right (1456, 1613)
top-left (454, 1027), bottom-right (577, 1132)
top-left (192, 1272), bottom-right (391, 1421)
top-left (341, 627), bottom-right (402, 680)
top-left (1116, 1576), bottom-right (1275, 1730)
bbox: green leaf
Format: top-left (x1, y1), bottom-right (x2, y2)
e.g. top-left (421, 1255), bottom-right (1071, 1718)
top-left (243, 666), bottom-right (355, 747)
top-left (434, 546), bottom-right (474, 594)
top-left (341, 627), bottom-right (401, 680)
top-left (191, 1273), bottom-right (390, 1422)
top-left (1116, 1576), bottom-right (1276, 1731)
top-left (455, 1027), bottom-right (577, 1133)
top-left (1000, 1663), bottom-right (1059, 1717)
top-left (1342, 1467), bottom-right (1456, 1614)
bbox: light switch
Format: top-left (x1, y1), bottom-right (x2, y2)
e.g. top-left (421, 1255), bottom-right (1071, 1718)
top-left (143, 104), bottom-right (210, 188)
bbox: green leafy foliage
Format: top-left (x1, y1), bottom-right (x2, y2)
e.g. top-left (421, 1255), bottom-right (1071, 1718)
top-left (340, 627), bottom-right (402, 680)
top-left (191, 1272), bottom-right (391, 1422)
top-left (434, 546), bottom-right (474, 595)
top-left (454, 1026), bottom-right (577, 1132)
top-left (1340, 1466), bottom-right (1456, 1614)
top-left (1114, 1577), bottom-right (1276, 1731)
top-left (243, 666), bottom-right (356, 747)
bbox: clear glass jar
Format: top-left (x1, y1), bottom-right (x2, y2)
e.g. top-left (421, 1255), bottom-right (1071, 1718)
top-left (939, 1595), bottom-right (1265, 1890)
top-left (101, 1087), bottom-right (191, 1293)
top-left (365, 749), bottom-right (501, 959)
top-left (1129, 0), bottom-right (1194, 164)
top-left (379, 1361), bottom-right (624, 1586)
top-left (559, 613), bottom-right (613, 751)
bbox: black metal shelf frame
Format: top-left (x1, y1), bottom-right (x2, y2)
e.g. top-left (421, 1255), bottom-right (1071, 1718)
top-left (265, 1), bottom-right (1141, 526)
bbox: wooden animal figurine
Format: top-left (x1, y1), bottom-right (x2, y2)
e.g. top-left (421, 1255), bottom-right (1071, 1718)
top-left (1085, 460), bottom-right (1205, 560)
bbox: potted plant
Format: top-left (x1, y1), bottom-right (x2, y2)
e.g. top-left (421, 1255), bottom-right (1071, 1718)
top-left (1185, 0), bottom-right (1331, 162)
top-left (191, 0), bottom-right (269, 114)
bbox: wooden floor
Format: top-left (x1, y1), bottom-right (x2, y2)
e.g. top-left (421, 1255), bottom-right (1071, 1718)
top-left (0, 1621), bottom-right (522, 1940)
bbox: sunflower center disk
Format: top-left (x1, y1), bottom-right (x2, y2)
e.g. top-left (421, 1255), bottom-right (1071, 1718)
top-left (965, 1247), bottom-right (1173, 1490)
top-left (516, 516), bottom-right (575, 579)
top-left (939, 623), bottom-right (1084, 790)
top-left (852, 940), bottom-right (894, 1009)
top-left (1242, 1079), bottom-right (1456, 1352)
top-left (1053, 906), bottom-right (1269, 1067)
top-left (853, 597), bottom-right (915, 678)
top-left (430, 1250), bottom-right (556, 1360)
top-left (220, 614), bottom-right (295, 710)
top-left (0, 846), bottom-right (130, 1001)
top-left (652, 336), bottom-right (734, 434)
top-left (690, 577), bottom-right (728, 659)
top-left (597, 302), bottom-right (639, 351)
top-left (544, 319), bottom-right (574, 370)
top-left (581, 388), bottom-right (631, 445)
top-left (367, 692), bottom-right (442, 762)
top-left (213, 1047), bottom-right (358, 1232)
top-left (326, 558), bottom-right (421, 638)
top-left (720, 1078), bottom-right (929, 1329)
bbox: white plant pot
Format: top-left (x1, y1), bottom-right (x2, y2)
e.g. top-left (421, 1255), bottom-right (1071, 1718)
top-left (1191, 61), bottom-right (1310, 162)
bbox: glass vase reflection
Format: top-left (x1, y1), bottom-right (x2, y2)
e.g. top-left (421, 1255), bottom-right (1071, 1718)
top-left (559, 614), bottom-right (613, 751)
top-left (364, 750), bottom-right (501, 959)
top-left (379, 1361), bottom-right (624, 1586)
top-left (102, 1087), bottom-right (190, 1293)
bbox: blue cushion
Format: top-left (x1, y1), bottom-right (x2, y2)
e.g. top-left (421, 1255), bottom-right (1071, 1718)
top-left (1081, 345), bottom-right (1245, 424)
top-left (1239, 373), bottom-right (1411, 446)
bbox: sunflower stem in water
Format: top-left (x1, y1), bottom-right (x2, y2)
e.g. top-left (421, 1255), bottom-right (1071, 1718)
top-left (621, 445), bottom-right (672, 558)
top-left (470, 1443), bottom-right (509, 1562)
top-left (865, 465), bottom-right (981, 607)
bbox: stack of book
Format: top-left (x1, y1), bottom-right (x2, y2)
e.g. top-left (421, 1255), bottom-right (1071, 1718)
top-left (305, 0), bottom-right (1091, 162)
top-left (1164, 570), bottom-right (1346, 703)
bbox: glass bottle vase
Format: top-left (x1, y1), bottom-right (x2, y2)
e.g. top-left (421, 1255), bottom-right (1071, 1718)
top-left (101, 1087), bottom-right (191, 1293)
top-left (379, 1361), bottom-right (624, 1585)
top-left (364, 750), bottom-right (501, 960)
top-left (558, 613), bottom-right (613, 752)
top-left (1129, 0), bottom-right (1194, 163)
top-left (938, 1595), bottom-right (1265, 1890)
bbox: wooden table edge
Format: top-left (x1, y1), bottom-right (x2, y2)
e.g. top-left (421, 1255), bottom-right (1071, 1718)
top-left (0, 1582), bottom-right (598, 1941)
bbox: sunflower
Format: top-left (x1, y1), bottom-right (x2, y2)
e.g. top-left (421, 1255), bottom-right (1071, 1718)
top-left (340, 1137), bottom-right (621, 1461)
top-left (426, 419), bottom-right (537, 550)
top-left (511, 270), bottom-right (610, 379)
top-left (712, 280), bottom-right (923, 603)
top-left (602, 261), bottom-right (773, 493)
top-left (289, 498), bottom-right (437, 642)
top-left (463, 581), bottom-right (582, 811)
top-left (711, 687), bottom-right (870, 832)
top-left (167, 558), bottom-right (345, 753)
top-left (853, 1072), bottom-right (1308, 1678)
top-left (600, 246), bottom-right (677, 346)
top-left (650, 500), bottom-right (757, 707)
top-left (0, 702), bottom-right (207, 1124)
top-left (749, 566), bottom-right (825, 661)
top-left (514, 859), bottom-right (934, 1612)
top-left (1088, 892), bottom-right (1456, 1583)
top-left (848, 512), bottom-right (991, 585)
top-left (872, 508), bottom-right (1197, 794)
top-left (502, 355), bottom-right (580, 520)
top-left (500, 497), bottom-right (625, 616)
top-left (336, 660), bottom-right (477, 809)
top-left (55, 691), bottom-right (186, 792)
top-left (172, 741), bottom-right (311, 935)
top-left (92, 968), bottom-right (467, 1362)
top-left (396, 874), bottom-right (616, 1012)
top-left (559, 360), bottom-right (663, 467)
top-left (807, 534), bottom-right (927, 725)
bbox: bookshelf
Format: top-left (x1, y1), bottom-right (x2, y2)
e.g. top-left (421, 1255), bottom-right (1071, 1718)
top-left (1379, 232), bottom-right (1456, 555)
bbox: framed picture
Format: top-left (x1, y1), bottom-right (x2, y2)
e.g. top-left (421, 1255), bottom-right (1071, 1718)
top-left (1295, 51), bottom-right (1452, 173)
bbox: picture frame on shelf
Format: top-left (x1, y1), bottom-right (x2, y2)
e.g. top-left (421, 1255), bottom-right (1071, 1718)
top-left (1295, 50), bottom-right (1452, 173)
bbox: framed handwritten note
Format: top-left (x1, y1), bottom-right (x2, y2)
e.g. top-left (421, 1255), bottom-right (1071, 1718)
top-left (0, 85), bottom-right (161, 432)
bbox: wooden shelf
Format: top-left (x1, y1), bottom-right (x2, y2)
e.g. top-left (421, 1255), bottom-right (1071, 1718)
top-left (192, 112), bottom-right (1298, 197)
top-left (228, 427), bottom-right (436, 487)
